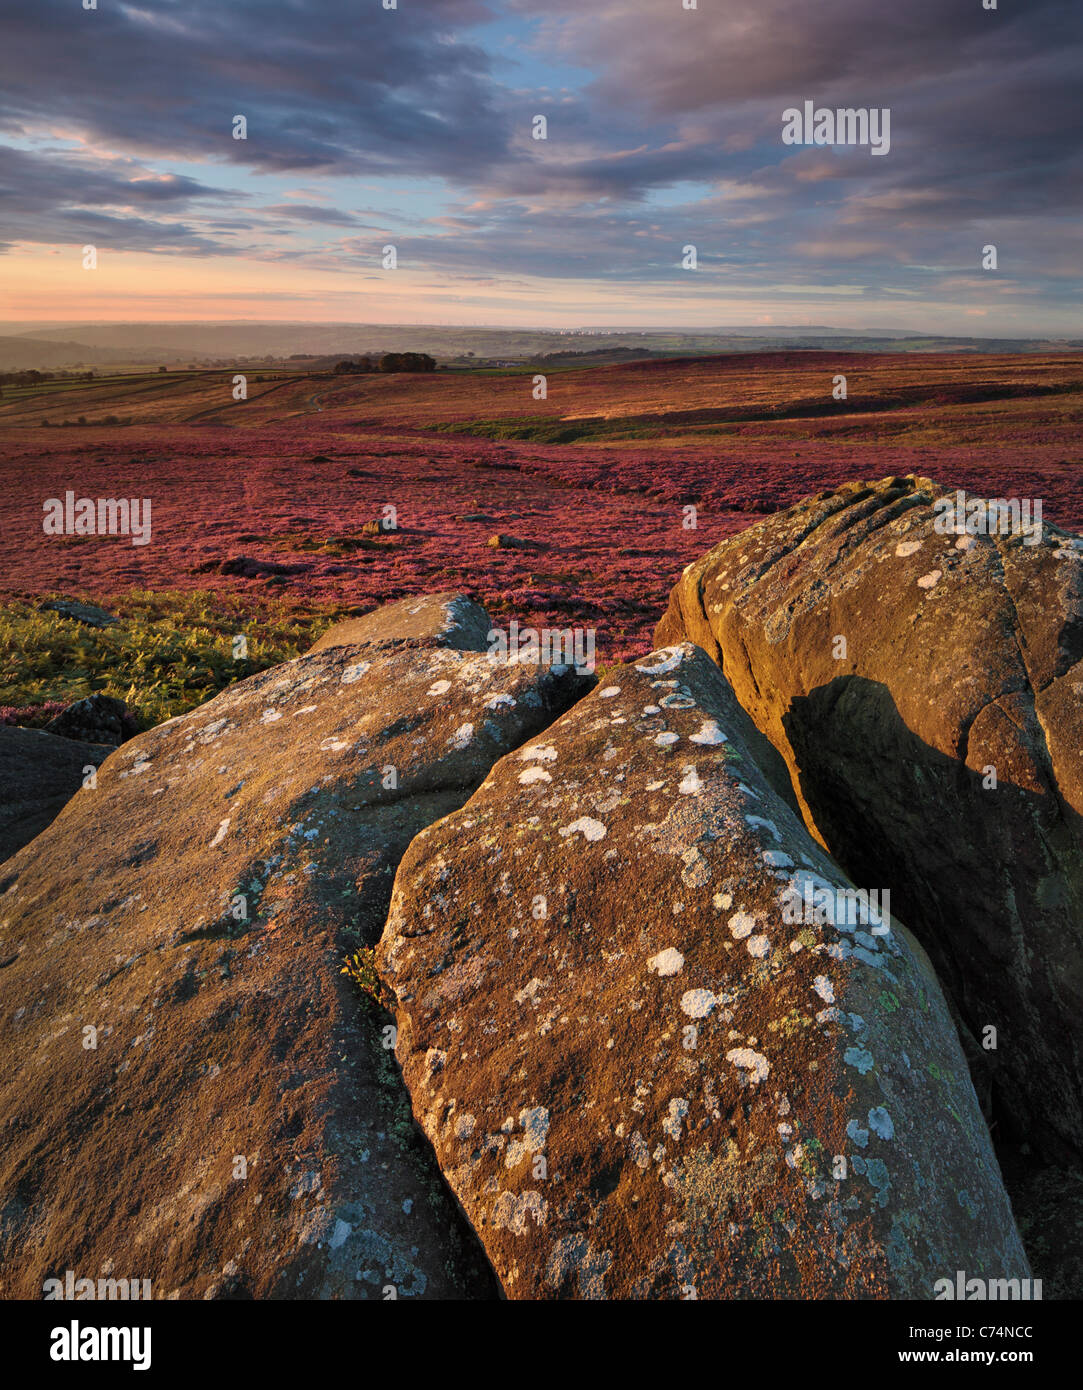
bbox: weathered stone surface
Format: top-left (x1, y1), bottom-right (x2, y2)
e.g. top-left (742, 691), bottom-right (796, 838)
top-left (656, 476), bottom-right (1083, 1167)
top-left (378, 643), bottom-right (1027, 1299)
top-left (0, 726), bottom-right (111, 862)
top-left (38, 599), bottom-right (119, 629)
top-left (487, 535), bottom-right (546, 552)
top-left (309, 592), bottom-right (491, 656)
top-left (0, 618), bottom-right (588, 1298)
top-left (45, 694), bottom-right (136, 746)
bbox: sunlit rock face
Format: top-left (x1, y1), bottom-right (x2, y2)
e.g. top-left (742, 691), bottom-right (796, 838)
top-left (379, 642), bottom-right (1027, 1299)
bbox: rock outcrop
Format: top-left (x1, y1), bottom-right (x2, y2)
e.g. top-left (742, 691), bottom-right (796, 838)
top-left (656, 477), bottom-right (1083, 1166)
top-left (45, 694), bottom-right (136, 746)
top-left (378, 643), bottom-right (1027, 1299)
top-left (38, 599), bottom-right (119, 629)
top-left (0, 601), bottom-right (589, 1299)
top-left (0, 725), bottom-right (111, 862)
top-left (309, 593), bottom-right (491, 656)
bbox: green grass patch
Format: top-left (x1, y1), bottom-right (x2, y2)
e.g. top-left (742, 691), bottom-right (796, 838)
top-left (427, 415), bottom-right (610, 444)
top-left (0, 588), bottom-right (344, 730)
top-left (427, 413), bottom-right (683, 445)
top-left (340, 947), bottom-right (393, 1009)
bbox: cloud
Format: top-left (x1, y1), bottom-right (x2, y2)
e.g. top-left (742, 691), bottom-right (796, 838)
top-left (0, 0), bottom-right (1079, 329)
top-left (257, 204), bottom-right (372, 227)
top-left (0, 144), bottom-right (239, 252)
top-left (1, 0), bottom-right (507, 179)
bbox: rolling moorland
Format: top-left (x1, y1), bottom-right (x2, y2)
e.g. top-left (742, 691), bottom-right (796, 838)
top-left (3, 349), bottom-right (1083, 1299)
top-left (1, 349), bottom-right (1081, 728)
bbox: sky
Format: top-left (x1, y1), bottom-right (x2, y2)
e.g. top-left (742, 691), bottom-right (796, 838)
top-left (1, 0), bottom-right (1080, 334)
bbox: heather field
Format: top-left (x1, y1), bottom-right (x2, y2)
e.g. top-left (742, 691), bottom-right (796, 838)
top-left (3, 350), bottom-right (1082, 724)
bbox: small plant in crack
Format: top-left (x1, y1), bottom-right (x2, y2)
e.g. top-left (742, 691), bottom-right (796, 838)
top-left (340, 946), bottom-right (392, 1009)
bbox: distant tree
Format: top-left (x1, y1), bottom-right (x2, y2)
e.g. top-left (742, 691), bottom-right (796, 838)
top-left (158, 366), bottom-right (168, 373)
top-left (378, 352), bottom-right (436, 373)
top-left (332, 356), bottom-right (378, 374)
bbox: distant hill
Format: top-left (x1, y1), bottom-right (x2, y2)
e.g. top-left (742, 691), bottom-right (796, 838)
top-left (0, 336), bottom-right (136, 370)
top-left (0, 323), bottom-right (1077, 370)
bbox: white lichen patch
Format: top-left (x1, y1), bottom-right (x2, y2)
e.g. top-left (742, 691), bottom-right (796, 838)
top-left (654, 732), bottom-right (680, 747)
top-left (726, 1048), bottom-right (770, 1083)
top-left (447, 723), bottom-right (475, 750)
top-left (917, 570), bottom-right (942, 590)
top-left (663, 1098), bottom-right (689, 1140)
top-left (558, 817), bottom-right (607, 842)
top-left (728, 911), bottom-right (756, 940)
top-left (519, 766), bottom-right (552, 785)
top-left (340, 662), bottom-right (371, 684)
top-left (813, 975), bottom-right (835, 1004)
top-left (427, 680), bottom-right (453, 696)
top-left (635, 649), bottom-right (685, 675)
top-left (895, 540), bottom-right (923, 557)
top-left (519, 744), bottom-right (558, 762)
top-left (520, 1106), bottom-right (550, 1152)
top-left (689, 719), bottom-right (727, 745)
top-left (868, 1106), bottom-right (895, 1140)
top-left (680, 989), bottom-right (716, 1018)
top-left (678, 766), bottom-right (704, 795)
top-left (491, 1190), bottom-right (547, 1235)
top-left (647, 947), bottom-right (685, 977)
top-left (681, 847), bottom-right (711, 886)
top-left (599, 686), bottom-right (621, 698)
top-left (844, 1046), bottom-right (875, 1074)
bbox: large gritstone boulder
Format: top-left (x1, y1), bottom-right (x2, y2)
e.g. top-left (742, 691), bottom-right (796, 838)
top-left (656, 476), bottom-right (1083, 1168)
top-left (0, 725), bottom-right (111, 862)
top-left (308, 592), bottom-right (491, 656)
top-left (377, 642), bottom-right (1028, 1299)
top-left (0, 603), bottom-right (589, 1299)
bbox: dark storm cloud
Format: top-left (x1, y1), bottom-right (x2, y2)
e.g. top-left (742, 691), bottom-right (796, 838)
top-left (0, 144), bottom-right (237, 252)
top-left (522, 0), bottom-right (1070, 114)
top-left (0, 0), bottom-right (505, 178)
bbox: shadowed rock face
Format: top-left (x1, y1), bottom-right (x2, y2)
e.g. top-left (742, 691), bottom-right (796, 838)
top-left (0, 610), bottom-right (589, 1299)
top-left (308, 592), bottom-right (491, 656)
top-left (378, 643), bottom-right (1027, 1299)
top-left (0, 726), bottom-right (111, 862)
top-left (656, 476), bottom-right (1083, 1168)
top-left (45, 694), bottom-right (136, 746)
